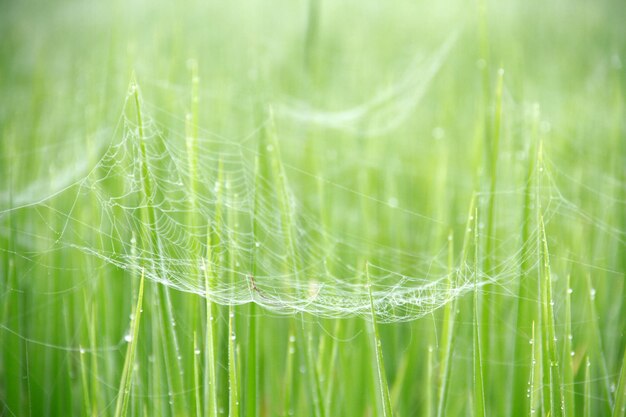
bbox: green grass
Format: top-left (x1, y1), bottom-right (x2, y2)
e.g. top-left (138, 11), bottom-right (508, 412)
top-left (368, 263), bottom-right (393, 417)
top-left (114, 270), bottom-right (144, 417)
top-left (1, 0), bottom-right (625, 416)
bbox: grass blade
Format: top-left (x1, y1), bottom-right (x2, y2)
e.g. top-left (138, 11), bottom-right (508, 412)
top-left (228, 306), bottom-right (239, 417)
top-left (584, 356), bottom-right (591, 417)
top-left (227, 180), bottom-right (239, 417)
top-left (585, 273), bottom-right (613, 414)
top-left (367, 263), bottom-right (393, 417)
top-left (512, 105), bottom-right (539, 417)
top-left (539, 215), bottom-right (563, 417)
top-left (247, 155), bottom-right (261, 417)
top-left (114, 270), bottom-right (145, 417)
top-left (613, 348), bottom-right (626, 417)
top-left (562, 275), bottom-right (574, 417)
top-left (193, 331), bottom-right (202, 417)
top-left (283, 325), bottom-right (297, 417)
top-left (304, 322), bottom-right (326, 417)
top-left (436, 231), bottom-right (454, 417)
top-left (437, 196), bottom-right (476, 417)
top-left (204, 231), bottom-right (219, 417)
top-left (473, 209), bottom-right (485, 417)
top-left (529, 321), bottom-right (538, 417)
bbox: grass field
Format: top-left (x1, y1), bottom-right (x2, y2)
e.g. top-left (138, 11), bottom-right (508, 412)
top-left (1, 0), bottom-right (625, 416)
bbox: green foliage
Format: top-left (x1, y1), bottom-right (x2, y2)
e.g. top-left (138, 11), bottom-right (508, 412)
top-left (0, 0), bottom-right (624, 416)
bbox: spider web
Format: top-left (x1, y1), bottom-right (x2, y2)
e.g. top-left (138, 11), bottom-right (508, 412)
top-left (1, 75), bottom-right (622, 324)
